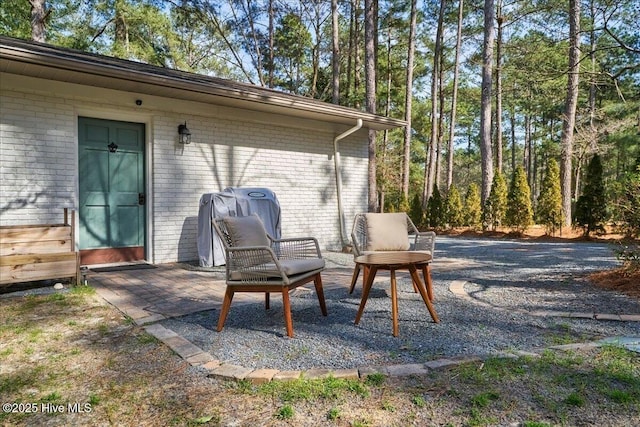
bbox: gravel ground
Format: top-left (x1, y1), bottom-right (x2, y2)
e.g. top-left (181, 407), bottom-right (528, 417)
top-left (160, 237), bottom-right (640, 371)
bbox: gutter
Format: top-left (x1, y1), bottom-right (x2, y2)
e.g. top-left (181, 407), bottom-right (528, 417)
top-left (334, 119), bottom-right (363, 251)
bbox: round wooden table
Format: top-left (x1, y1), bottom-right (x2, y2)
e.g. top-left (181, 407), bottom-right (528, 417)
top-left (354, 252), bottom-right (439, 337)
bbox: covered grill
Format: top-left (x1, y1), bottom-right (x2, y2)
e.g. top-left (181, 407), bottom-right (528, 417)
top-left (197, 187), bottom-right (281, 267)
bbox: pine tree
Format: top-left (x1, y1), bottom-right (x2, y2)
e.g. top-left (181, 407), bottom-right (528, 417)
top-left (464, 183), bottom-right (482, 229)
top-left (574, 154), bottom-right (607, 236)
top-left (536, 159), bottom-right (563, 235)
top-left (445, 184), bottom-right (464, 228)
top-left (620, 157), bottom-right (640, 237)
top-left (483, 172), bottom-right (507, 230)
top-left (426, 185), bottom-right (444, 229)
top-left (398, 194), bottom-right (410, 214)
top-left (409, 193), bottom-right (425, 229)
top-left (505, 165), bottom-right (533, 233)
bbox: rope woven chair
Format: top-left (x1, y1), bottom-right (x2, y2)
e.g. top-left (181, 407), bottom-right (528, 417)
top-left (350, 212), bottom-right (436, 301)
top-left (213, 214), bottom-right (327, 338)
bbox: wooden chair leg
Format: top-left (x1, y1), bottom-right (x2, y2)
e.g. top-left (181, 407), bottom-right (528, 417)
top-left (349, 264), bottom-right (361, 294)
top-left (390, 269), bottom-right (399, 337)
top-left (265, 292), bottom-right (270, 309)
top-left (411, 277), bottom-right (419, 293)
top-left (422, 265), bottom-right (434, 302)
top-left (355, 265), bottom-right (378, 325)
top-left (314, 273), bottom-right (328, 316)
top-left (217, 287), bottom-right (235, 332)
top-left (282, 288), bottom-right (294, 338)
top-left (409, 265), bottom-right (439, 323)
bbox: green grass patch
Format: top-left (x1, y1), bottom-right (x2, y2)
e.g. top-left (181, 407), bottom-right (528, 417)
top-left (40, 391), bottom-right (63, 403)
top-left (381, 400), bottom-right (395, 412)
top-left (364, 372), bottom-right (386, 386)
top-left (0, 366), bottom-right (45, 394)
top-left (411, 394), bottom-right (426, 407)
top-left (69, 285), bottom-right (96, 296)
top-left (563, 391), bottom-right (585, 407)
top-left (606, 389), bottom-right (633, 404)
top-left (45, 293), bottom-right (68, 304)
top-left (471, 391), bottom-right (500, 408)
top-left (27, 328), bottom-right (44, 343)
top-left (88, 394), bottom-right (101, 406)
top-left (326, 407), bottom-right (341, 420)
top-left (255, 376), bottom-right (370, 402)
top-left (275, 404), bottom-right (294, 419)
top-left (594, 345), bottom-right (640, 384)
top-left (136, 332), bottom-right (159, 345)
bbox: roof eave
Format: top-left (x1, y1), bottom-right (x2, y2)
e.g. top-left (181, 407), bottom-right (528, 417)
top-left (0, 37), bottom-right (406, 131)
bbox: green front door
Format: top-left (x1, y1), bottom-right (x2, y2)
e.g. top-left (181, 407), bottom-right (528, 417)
top-left (78, 117), bottom-right (145, 264)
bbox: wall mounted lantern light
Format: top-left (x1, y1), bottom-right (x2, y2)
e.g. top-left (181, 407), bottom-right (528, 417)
top-left (178, 121), bottom-right (191, 144)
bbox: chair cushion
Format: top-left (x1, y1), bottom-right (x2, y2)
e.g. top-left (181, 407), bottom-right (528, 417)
top-left (223, 215), bottom-right (270, 247)
top-left (365, 213), bottom-right (410, 251)
top-left (276, 258), bottom-right (325, 276)
top-left (229, 258), bottom-right (325, 280)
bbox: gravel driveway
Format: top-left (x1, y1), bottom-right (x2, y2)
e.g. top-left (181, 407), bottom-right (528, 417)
top-left (160, 237), bottom-right (640, 371)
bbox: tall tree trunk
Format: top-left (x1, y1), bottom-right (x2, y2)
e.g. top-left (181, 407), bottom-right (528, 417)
top-left (29, 0), bottom-right (47, 42)
top-left (380, 28), bottom-right (393, 211)
top-left (240, 0), bottom-right (264, 86)
top-left (574, 150), bottom-right (587, 199)
top-left (436, 40), bottom-right (446, 190)
top-left (495, 0), bottom-right (504, 174)
top-left (423, 0), bottom-right (445, 206)
top-left (402, 0), bottom-right (418, 198)
top-left (354, 0), bottom-right (362, 109)
top-left (560, 0), bottom-right (581, 227)
top-left (510, 102), bottom-right (516, 174)
top-left (332, 0), bottom-right (340, 104)
top-left (309, 2), bottom-right (321, 97)
top-left (114, 0), bottom-right (128, 53)
top-left (526, 115), bottom-right (533, 184)
top-left (268, 0), bottom-right (274, 87)
top-left (588, 0), bottom-right (597, 151)
top-left (523, 115), bottom-right (529, 170)
top-left (532, 138), bottom-right (538, 201)
top-left (447, 0), bottom-right (464, 191)
top-left (479, 0), bottom-right (495, 204)
top-left (364, 0), bottom-right (378, 212)
top-left (346, 0), bottom-right (354, 104)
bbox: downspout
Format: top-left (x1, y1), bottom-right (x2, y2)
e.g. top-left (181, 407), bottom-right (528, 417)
top-left (334, 118), bottom-right (363, 251)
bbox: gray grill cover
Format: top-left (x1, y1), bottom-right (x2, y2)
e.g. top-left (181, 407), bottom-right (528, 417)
top-left (197, 187), bottom-right (281, 267)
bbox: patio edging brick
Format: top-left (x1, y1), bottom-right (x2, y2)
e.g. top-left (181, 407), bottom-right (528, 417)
top-left (272, 370), bottom-right (302, 381)
top-left (95, 272), bottom-right (640, 384)
top-left (245, 369), bottom-right (279, 384)
top-left (208, 364), bottom-right (254, 380)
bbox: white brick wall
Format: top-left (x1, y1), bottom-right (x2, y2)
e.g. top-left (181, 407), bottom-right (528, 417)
top-left (1, 76), bottom-right (369, 264)
top-left (150, 113), bottom-right (368, 263)
top-left (0, 90), bottom-right (77, 225)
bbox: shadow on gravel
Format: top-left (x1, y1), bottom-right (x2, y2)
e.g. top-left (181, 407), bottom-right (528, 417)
top-left (159, 276), bottom-right (640, 371)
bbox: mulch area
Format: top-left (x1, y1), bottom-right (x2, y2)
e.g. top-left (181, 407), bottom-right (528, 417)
top-left (588, 268), bottom-right (640, 299)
